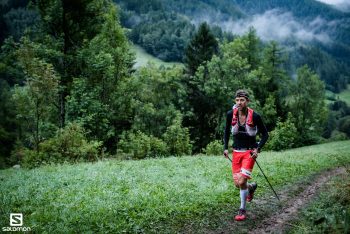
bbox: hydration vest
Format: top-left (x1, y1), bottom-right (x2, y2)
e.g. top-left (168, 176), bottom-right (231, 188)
top-left (231, 106), bottom-right (258, 136)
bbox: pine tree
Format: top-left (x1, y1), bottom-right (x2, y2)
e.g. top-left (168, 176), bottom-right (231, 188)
top-left (184, 22), bottom-right (218, 76)
top-left (241, 27), bottom-right (260, 71)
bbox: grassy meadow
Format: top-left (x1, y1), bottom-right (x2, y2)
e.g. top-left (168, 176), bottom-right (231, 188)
top-left (1, 140), bottom-right (350, 233)
top-left (338, 84), bottom-right (350, 105)
top-left (131, 44), bottom-right (183, 69)
top-left (326, 84), bottom-right (350, 105)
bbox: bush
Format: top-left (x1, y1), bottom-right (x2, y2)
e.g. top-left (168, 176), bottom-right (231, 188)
top-left (338, 116), bottom-right (350, 137)
top-left (21, 123), bottom-right (102, 168)
top-left (21, 149), bottom-right (46, 168)
top-left (162, 115), bottom-right (192, 156)
top-left (117, 130), bottom-right (168, 159)
top-left (204, 140), bottom-right (222, 155)
top-left (265, 113), bottom-right (298, 151)
top-left (329, 130), bottom-right (348, 142)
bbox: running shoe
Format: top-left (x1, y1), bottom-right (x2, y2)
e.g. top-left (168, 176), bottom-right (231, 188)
top-left (234, 209), bottom-right (247, 221)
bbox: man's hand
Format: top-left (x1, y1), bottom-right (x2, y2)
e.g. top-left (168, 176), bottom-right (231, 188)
top-left (250, 148), bottom-right (259, 159)
top-left (223, 149), bottom-right (229, 158)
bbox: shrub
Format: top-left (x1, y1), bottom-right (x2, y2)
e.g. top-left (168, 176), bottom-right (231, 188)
top-left (338, 116), bottom-right (350, 137)
top-left (329, 130), bottom-right (348, 142)
top-left (21, 149), bottom-right (46, 168)
top-left (162, 115), bottom-right (192, 156)
top-left (265, 113), bottom-right (298, 151)
top-left (117, 130), bottom-right (167, 159)
top-left (21, 123), bottom-right (102, 167)
top-left (204, 140), bottom-right (223, 155)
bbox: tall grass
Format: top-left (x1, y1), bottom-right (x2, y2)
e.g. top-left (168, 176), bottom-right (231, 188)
top-left (0, 141), bottom-right (349, 233)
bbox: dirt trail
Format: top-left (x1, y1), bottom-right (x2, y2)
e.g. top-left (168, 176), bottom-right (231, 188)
top-left (249, 167), bottom-right (347, 234)
top-left (201, 167), bottom-right (347, 234)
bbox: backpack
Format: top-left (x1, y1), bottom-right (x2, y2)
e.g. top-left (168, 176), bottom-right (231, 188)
top-left (231, 106), bottom-right (257, 136)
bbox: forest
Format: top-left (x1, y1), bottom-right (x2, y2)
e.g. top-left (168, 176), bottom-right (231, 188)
top-left (0, 0), bottom-right (349, 168)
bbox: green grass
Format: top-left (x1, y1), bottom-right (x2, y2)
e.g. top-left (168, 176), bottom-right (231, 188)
top-left (338, 84), bottom-right (350, 105)
top-left (326, 84), bottom-right (350, 105)
top-left (288, 167), bottom-right (350, 234)
top-left (131, 44), bottom-right (183, 69)
top-left (1, 141), bottom-right (350, 233)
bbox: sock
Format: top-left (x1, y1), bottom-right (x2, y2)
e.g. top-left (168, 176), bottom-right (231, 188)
top-left (240, 189), bottom-right (248, 210)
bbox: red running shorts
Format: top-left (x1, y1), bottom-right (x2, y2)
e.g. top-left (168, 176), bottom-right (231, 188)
top-left (232, 149), bottom-right (255, 181)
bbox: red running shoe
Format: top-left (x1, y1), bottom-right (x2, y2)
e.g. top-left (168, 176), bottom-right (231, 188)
top-left (234, 209), bottom-right (247, 221)
top-left (247, 182), bottom-right (257, 202)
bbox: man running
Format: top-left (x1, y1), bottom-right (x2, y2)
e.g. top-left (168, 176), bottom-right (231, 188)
top-left (223, 89), bottom-right (269, 221)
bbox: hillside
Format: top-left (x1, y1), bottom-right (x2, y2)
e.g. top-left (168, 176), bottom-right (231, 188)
top-left (1, 141), bottom-right (349, 232)
top-left (233, 0), bottom-right (350, 19)
top-left (115, 0), bottom-right (350, 93)
top-left (1, 0), bottom-right (349, 91)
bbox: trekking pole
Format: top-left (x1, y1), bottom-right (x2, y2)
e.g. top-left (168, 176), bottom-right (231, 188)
top-left (253, 158), bottom-right (280, 201)
top-left (225, 154), bottom-right (280, 201)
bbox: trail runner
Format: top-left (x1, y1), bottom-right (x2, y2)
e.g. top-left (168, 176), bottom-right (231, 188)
top-left (223, 89), bottom-right (269, 221)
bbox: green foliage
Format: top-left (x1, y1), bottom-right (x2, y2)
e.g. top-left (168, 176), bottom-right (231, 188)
top-left (66, 4), bottom-right (133, 150)
top-left (265, 113), bottom-right (298, 151)
top-left (117, 114), bottom-right (191, 159)
top-left (338, 116), bottom-right (350, 137)
top-left (325, 99), bottom-right (350, 140)
top-left (3, 7), bottom-right (39, 41)
top-left (117, 130), bottom-right (167, 159)
top-left (13, 37), bottom-right (60, 151)
top-left (0, 0), bottom-right (31, 43)
top-left (240, 27), bottom-right (261, 71)
top-left (29, 0), bottom-right (133, 131)
top-left (115, 64), bottom-right (186, 138)
top-left (2, 0), bottom-right (134, 158)
top-left (116, 0), bottom-right (162, 14)
top-left (159, 0), bottom-right (243, 20)
top-left (260, 94), bottom-right (278, 129)
top-left (0, 80), bottom-right (17, 164)
top-left (296, 46), bottom-right (350, 93)
top-left (162, 115), bottom-right (192, 156)
top-left (117, 0), bottom-right (237, 62)
top-left (323, 111), bottom-right (337, 139)
top-left (129, 11), bottom-right (195, 62)
top-left (66, 78), bottom-right (114, 142)
top-left (286, 65), bottom-right (328, 145)
top-left (204, 140), bottom-right (223, 155)
top-left (0, 37), bottom-right (25, 85)
top-left (261, 41), bottom-right (290, 125)
top-left (184, 22), bottom-right (218, 75)
top-left (21, 123), bottom-right (102, 168)
top-left (329, 130), bottom-right (348, 142)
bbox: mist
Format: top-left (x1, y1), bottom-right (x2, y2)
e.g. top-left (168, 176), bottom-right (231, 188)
top-left (192, 9), bottom-right (335, 44)
top-left (316, 0), bottom-right (350, 12)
